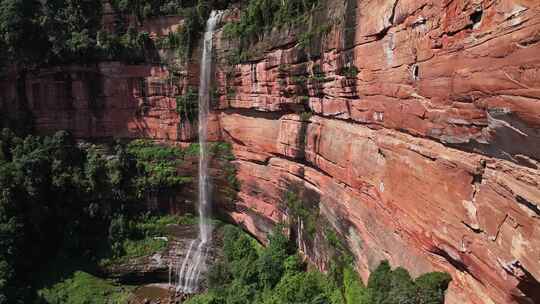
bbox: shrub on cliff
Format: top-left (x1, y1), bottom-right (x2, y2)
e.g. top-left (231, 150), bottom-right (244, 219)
top-left (221, 0), bottom-right (321, 64)
top-left (127, 139), bottom-right (192, 195)
top-left (268, 271), bottom-right (335, 304)
top-left (110, 0), bottom-right (201, 21)
top-left (257, 227), bottom-right (294, 288)
top-left (103, 214), bottom-right (194, 266)
top-left (97, 28), bottom-right (152, 63)
top-left (223, 0), bottom-right (319, 42)
top-left (176, 87), bottom-right (199, 121)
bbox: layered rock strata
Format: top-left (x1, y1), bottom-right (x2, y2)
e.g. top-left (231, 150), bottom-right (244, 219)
top-left (1, 0), bottom-right (539, 303)
top-left (213, 1), bottom-right (540, 303)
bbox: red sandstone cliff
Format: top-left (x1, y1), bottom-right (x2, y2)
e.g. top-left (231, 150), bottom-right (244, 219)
top-left (212, 1), bottom-right (540, 303)
top-left (1, 0), bottom-right (539, 303)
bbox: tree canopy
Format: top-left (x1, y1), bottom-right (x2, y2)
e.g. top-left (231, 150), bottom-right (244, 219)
top-left (0, 130), bottom-right (190, 303)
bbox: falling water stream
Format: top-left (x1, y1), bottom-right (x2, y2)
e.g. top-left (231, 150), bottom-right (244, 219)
top-left (171, 10), bottom-right (221, 294)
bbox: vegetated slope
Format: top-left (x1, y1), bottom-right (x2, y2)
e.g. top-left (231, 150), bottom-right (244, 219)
top-left (0, 130), bottom-right (193, 303)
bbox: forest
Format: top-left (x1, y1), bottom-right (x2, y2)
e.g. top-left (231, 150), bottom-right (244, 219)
top-left (0, 130), bottom-right (193, 303)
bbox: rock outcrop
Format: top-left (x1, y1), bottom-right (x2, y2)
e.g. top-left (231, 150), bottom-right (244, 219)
top-left (212, 1), bottom-right (540, 303)
top-left (22, 63), bottom-right (193, 141)
top-left (1, 0), bottom-right (539, 303)
top-left (103, 224), bottom-right (222, 287)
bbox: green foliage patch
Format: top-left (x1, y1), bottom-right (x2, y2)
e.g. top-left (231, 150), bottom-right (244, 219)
top-left (0, 130), bottom-right (198, 303)
top-left (0, 0), bottom-right (216, 66)
top-left (185, 224), bottom-right (340, 304)
top-left (110, 0), bottom-right (192, 20)
top-left (222, 0), bottom-right (321, 63)
top-left (187, 201), bottom-right (451, 304)
top-left (101, 214), bottom-right (196, 266)
top-left (176, 87), bottom-right (200, 122)
top-left (338, 65), bottom-right (359, 78)
top-left (362, 261), bottom-right (452, 304)
top-left (38, 271), bottom-right (132, 304)
top-left (285, 191), bottom-right (317, 239)
top-left (298, 24), bottom-right (332, 48)
top-left (222, 0), bottom-right (320, 42)
top-left (96, 28), bottom-right (152, 63)
top-left (127, 139), bottom-right (192, 194)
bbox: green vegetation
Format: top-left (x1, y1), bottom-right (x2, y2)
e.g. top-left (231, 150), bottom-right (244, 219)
top-left (96, 28), bottom-right (152, 63)
top-left (278, 64), bottom-right (290, 74)
top-left (0, 0), bottom-right (154, 65)
top-left (186, 225), bottom-right (336, 304)
top-left (225, 48), bottom-right (254, 66)
top-left (222, 0), bottom-right (321, 63)
top-left (210, 142), bottom-right (236, 162)
top-left (130, 213), bottom-right (197, 234)
top-left (298, 24), bottom-right (332, 48)
top-left (155, 6), bottom-right (207, 58)
top-left (310, 73), bottom-right (327, 83)
top-left (339, 65), bottom-right (359, 78)
top-left (310, 64), bottom-right (326, 82)
top-left (211, 87), bottom-right (221, 105)
top-left (0, 129), bottom-right (197, 303)
top-left (38, 271), bottom-right (132, 304)
top-left (0, 0), bottom-right (104, 64)
top-left (299, 95), bottom-right (310, 103)
top-left (285, 191), bottom-right (317, 239)
top-left (139, 0), bottom-right (238, 59)
top-left (222, 0), bottom-right (320, 42)
top-left (0, 0), bottom-right (224, 66)
top-left (127, 139), bottom-right (192, 193)
top-left (101, 214), bottom-right (196, 266)
top-left (174, 6), bottom-right (206, 58)
top-left (209, 142), bottom-right (240, 198)
top-left (117, 238), bottom-right (167, 260)
top-left (0, 0), bottom-right (331, 65)
top-left (176, 87), bottom-right (199, 122)
top-left (291, 75), bottom-right (308, 85)
top-left (362, 261), bottom-right (452, 304)
top-left (300, 111), bottom-right (313, 121)
top-left (226, 87), bottom-right (236, 99)
top-left (186, 224), bottom-right (451, 304)
top-left (343, 266), bottom-right (366, 303)
top-left (110, 0), bottom-right (191, 20)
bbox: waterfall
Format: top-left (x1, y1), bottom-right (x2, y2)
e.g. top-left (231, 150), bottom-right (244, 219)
top-left (172, 10), bottom-right (221, 294)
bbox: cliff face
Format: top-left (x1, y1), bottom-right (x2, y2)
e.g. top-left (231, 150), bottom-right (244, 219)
top-left (2, 0), bottom-right (539, 303)
top-left (213, 0), bottom-right (540, 303)
top-left (23, 64), bottom-right (193, 140)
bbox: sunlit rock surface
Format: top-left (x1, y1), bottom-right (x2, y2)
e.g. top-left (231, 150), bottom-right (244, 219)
top-left (213, 1), bottom-right (540, 303)
top-left (2, 0), bottom-right (539, 303)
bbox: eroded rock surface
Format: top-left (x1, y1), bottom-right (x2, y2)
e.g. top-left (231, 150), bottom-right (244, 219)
top-left (2, 0), bottom-right (539, 303)
top-left (213, 1), bottom-right (540, 303)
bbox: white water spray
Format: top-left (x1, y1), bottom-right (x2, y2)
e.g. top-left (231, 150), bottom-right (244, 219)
top-left (172, 10), bottom-right (221, 294)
